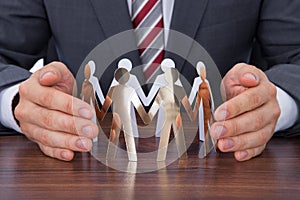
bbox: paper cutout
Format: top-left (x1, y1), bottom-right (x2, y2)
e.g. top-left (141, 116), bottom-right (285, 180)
top-left (81, 63), bottom-right (100, 142)
top-left (147, 68), bottom-right (197, 161)
top-left (189, 62), bottom-right (216, 158)
top-left (95, 68), bottom-right (150, 162)
top-left (81, 58), bottom-right (216, 161)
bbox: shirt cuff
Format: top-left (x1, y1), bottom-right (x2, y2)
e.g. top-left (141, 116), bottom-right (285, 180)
top-left (275, 86), bottom-right (298, 132)
top-left (0, 84), bottom-right (22, 133)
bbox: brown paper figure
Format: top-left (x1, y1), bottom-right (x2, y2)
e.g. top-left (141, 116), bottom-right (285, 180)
top-left (196, 63), bottom-right (216, 158)
top-left (96, 68), bottom-right (150, 162)
top-left (81, 63), bottom-right (99, 142)
top-left (148, 68), bottom-right (198, 161)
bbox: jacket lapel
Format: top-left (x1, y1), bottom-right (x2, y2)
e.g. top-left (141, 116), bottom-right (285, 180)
top-left (166, 0), bottom-right (209, 72)
top-left (89, 0), bottom-right (145, 82)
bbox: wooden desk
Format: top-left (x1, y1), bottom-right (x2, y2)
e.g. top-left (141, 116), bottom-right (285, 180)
top-left (0, 126), bottom-right (300, 199)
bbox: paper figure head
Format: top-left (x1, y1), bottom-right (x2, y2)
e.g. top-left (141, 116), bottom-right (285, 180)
top-left (196, 61), bottom-right (206, 80)
top-left (84, 64), bottom-right (91, 80)
top-left (118, 58), bottom-right (133, 71)
top-left (114, 68), bottom-right (130, 85)
top-left (161, 58), bottom-right (175, 72)
top-left (88, 60), bottom-right (96, 75)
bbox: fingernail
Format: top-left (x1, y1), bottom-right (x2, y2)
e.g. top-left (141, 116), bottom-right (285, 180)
top-left (61, 151), bottom-right (69, 160)
top-left (79, 108), bottom-right (92, 119)
top-left (40, 71), bottom-right (55, 80)
top-left (212, 125), bottom-right (226, 139)
top-left (239, 151), bottom-right (248, 160)
top-left (223, 139), bottom-right (234, 150)
top-left (215, 109), bottom-right (228, 121)
top-left (76, 138), bottom-right (89, 150)
top-left (82, 126), bottom-right (94, 138)
top-left (244, 73), bottom-right (257, 81)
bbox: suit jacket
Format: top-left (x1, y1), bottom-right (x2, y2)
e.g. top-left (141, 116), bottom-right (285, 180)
top-left (0, 0), bottom-right (300, 135)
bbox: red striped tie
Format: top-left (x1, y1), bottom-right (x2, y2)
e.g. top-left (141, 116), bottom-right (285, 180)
top-left (132, 0), bottom-right (164, 82)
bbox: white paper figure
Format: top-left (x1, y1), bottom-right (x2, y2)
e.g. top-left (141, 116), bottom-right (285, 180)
top-left (148, 68), bottom-right (197, 161)
top-left (146, 58), bottom-right (183, 137)
top-left (188, 61), bottom-right (215, 141)
top-left (88, 60), bottom-right (105, 104)
top-left (96, 68), bottom-right (150, 161)
top-left (110, 58), bottom-right (148, 138)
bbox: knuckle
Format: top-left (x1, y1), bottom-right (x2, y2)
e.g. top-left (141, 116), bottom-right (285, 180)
top-left (14, 104), bottom-right (24, 121)
top-left (65, 97), bottom-right (74, 114)
top-left (254, 115), bottom-right (263, 130)
top-left (60, 117), bottom-right (77, 134)
top-left (227, 120), bottom-right (238, 136)
top-left (42, 111), bottom-right (54, 129)
top-left (18, 82), bottom-right (28, 96)
top-left (63, 136), bottom-right (73, 149)
top-left (38, 143), bottom-right (53, 158)
top-left (235, 63), bottom-right (248, 69)
top-left (19, 123), bottom-right (29, 135)
top-left (260, 129), bottom-right (270, 145)
top-left (40, 92), bottom-right (54, 107)
top-left (39, 130), bottom-right (50, 146)
top-left (251, 93), bottom-right (262, 106)
top-left (274, 105), bottom-right (281, 119)
top-left (51, 61), bottom-right (68, 69)
top-left (235, 136), bottom-right (244, 150)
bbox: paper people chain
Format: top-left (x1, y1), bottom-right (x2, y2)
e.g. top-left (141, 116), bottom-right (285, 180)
top-left (81, 58), bottom-right (216, 161)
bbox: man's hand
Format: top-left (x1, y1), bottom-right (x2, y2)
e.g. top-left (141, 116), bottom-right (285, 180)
top-left (14, 62), bottom-right (98, 161)
top-left (210, 63), bottom-right (280, 161)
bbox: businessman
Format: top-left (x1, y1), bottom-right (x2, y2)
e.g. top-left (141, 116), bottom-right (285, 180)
top-left (0, 1), bottom-right (299, 162)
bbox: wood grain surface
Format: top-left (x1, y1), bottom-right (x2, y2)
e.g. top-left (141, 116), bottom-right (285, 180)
top-left (0, 115), bottom-right (299, 200)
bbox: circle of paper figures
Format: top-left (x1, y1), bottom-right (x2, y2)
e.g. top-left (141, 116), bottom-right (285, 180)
top-left (81, 58), bottom-right (216, 162)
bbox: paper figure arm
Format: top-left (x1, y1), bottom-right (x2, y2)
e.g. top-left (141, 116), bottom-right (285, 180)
top-left (188, 78), bottom-right (202, 105)
top-left (95, 88), bottom-right (113, 121)
top-left (182, 96), bottom-right (198, 121)
top-left (129, 76), bottom-right (150, 106)
top-left (131, 92), bottom-right (151, 125)
top-left (143, 84), bottom-right (160, 106)
top-left (94, 80), bottom-right (105, 105)
top-left (207, 81), bottom-right (215, 113)
top-left (148, 93), bottom-right (162, 121)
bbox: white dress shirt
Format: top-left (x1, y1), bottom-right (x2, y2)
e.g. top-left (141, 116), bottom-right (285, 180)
top-left (0, 0), bottom-right (298, 133)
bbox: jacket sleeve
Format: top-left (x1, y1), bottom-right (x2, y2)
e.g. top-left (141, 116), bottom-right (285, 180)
top-left (257, 0), bottom-right (300, 136)
top-left (0, 0), bottom-right (51, 88)
top-left (0, 0), bottom-right (51, 131)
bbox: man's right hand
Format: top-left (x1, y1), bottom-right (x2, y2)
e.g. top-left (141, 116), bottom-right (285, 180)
top-left (14, 62), bottom-right (99, 161)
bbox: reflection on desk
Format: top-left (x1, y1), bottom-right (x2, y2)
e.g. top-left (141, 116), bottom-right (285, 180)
top-left (0, 115), bottom-right (299, 199)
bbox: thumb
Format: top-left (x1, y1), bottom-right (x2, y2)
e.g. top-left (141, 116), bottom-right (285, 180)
top-left (39, 70), bottom-right (60, 86)
top-left (38, 62), bottom-right (75, 94)
top-left (221, 63), bottom-right (260, 100)
top-left (239, 72), bottom-right (260, 88)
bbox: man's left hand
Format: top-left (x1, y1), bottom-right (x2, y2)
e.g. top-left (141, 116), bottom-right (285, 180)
top-left (210, 63), bottom-right (281, 161)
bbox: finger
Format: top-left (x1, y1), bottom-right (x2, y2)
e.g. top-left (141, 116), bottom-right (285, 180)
top-left (20, 101), bottom-right (98, 138)
top-left (217, 124), bottom-right (274, 153)
top-left (23, 124), bottom-right (93, 152)
top-left (18, 83), bottom-right (94, 119)
top-left (37, 143), bottom-right (75, 161)
top-left (211, 103), bottom-right (276, 139)
top-left (37, 62), bottom-right (75, 94)
top-left (214, 86), bottom-right (272, 121)
top-left (221, 63), bottom-right (261, 100)
top-left (223, 63), bottom-right (260, 88)
top-left (234, 145), bottom-right (266, 162)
